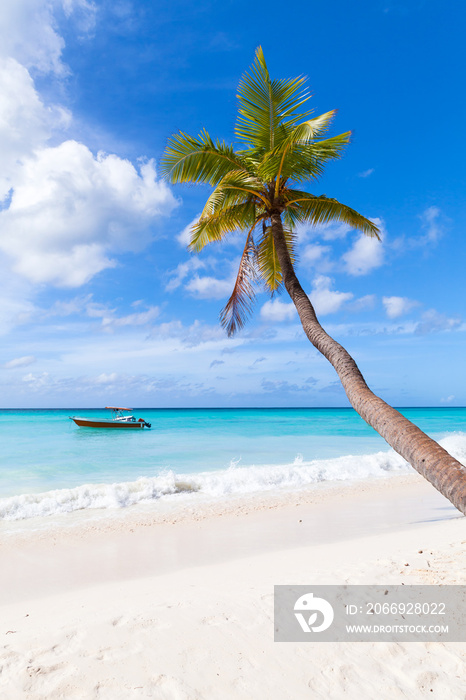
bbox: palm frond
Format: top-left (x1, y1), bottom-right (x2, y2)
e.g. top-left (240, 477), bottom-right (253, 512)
top-left (275, 132), bottom-right (351, 185)
top-left (200, 172), bottom-right (264, 219)
top-left (190, 200), bottom-right (259, 252)
top-left (256, 224), bottom-right (298, 293)
top-left (285, 110), bottom-right (337, 144)
top-left (200, 170), bottom-right (270, 218)
top-left (220, 231), bottom-right (258, 336)
top-left (235, 46), bottom-right (311, 151)
top-left (282, 204), bottom-right (302, 231)
top-left (256, 224), bottom-right (281, 293)
top-left (284, 191), bottom-right (380, 238)
top-left (164, 47), bottom-right (378, 335)
top-left (161, 130), bottom-right (250, 185)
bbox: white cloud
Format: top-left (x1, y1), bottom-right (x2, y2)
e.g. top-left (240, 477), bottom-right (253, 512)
top-left (440, 394), bottom-right (455, 404)
top-left (0, 143), bottom-right (176, 286)
top-left (0, 3), bottom-right (177, 290)
top-left (47, 296), bottom-right (159, 329)
top-left (382, 296), bottom-right (419, 319)
top-left (342, 222), bottom-right (384, 276)
top-left (260, 299), bottom-right (296, 322)
top-left (48, 294), bottom-right (93, 316)
top-left (22, 371), bottom-right (49, 389)
top-left (186, 274), bottom-right (234, 299)
top-left (316, 222), bottom-right (353, 241)
top-left (0, 0), bottom-right (96, 75)
top-left (165, 257), bottom-right (205, 292)
top-left (358, 168), bottom-right (374, 178)
top-left (392, 206), bottom-right (445, 252)
top-left (301, 243), bottom-right (333, 273)
top-left (349, 294), bottom-right (376, 312)
top-left (309, 275), bottom-right (353, 315)
top-left (94, 372), bottom-right (118, 385)
top-left (3, 355), bottom-right (36, 369)
top-left (297, 220), bottom-right (353, 243)
top-left (177, 216), bottom-right (199, 247)
top-left (101, 306), bottom-right (160, 330)
top-left (419, 206), bottom-right (443, 244)
top-left (0, 57), bottom-right (71, 200)
top-left (414, 309), bottom-right (461, 335)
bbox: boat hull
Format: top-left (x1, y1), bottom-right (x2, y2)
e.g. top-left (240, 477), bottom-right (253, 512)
top-left (70, 417), bottom-right (145, 429)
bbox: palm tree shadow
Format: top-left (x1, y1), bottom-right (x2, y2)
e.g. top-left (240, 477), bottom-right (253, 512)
top-left (412, 506), bottom-right (462, 524)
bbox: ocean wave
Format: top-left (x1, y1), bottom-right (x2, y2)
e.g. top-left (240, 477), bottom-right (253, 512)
top-left (2, 432), bottom-right (465, 521)
top-left (0, 450), bottom-right (408, 521)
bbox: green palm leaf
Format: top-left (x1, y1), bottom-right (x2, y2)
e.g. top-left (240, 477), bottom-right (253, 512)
top-left (162, 130), bottom-right (251, 185)
top-left (256, 224), bottom-right (298, 293)
top-left (285, 190), bottom-right (380, 237)
top-left (235, 47), bottom-right (311, 151)
top-left (200, 170), bottom-right (270, 218)
top-left (190, 200), bottom-right (258, 252)
top-left (162, 47), bottom-right (381, 334)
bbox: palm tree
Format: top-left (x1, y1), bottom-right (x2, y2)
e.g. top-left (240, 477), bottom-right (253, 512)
top-left (162, 47), bottom-right (466, 515)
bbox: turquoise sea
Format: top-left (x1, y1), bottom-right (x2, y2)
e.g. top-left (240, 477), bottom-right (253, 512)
top-left (1, 407), bottom-right (466, 522)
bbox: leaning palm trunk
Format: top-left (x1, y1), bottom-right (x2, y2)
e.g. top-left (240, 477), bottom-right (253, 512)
top-left (271, 211), bottom-right (466, 515)
top-left (163, 47), bottom-right (466, 516)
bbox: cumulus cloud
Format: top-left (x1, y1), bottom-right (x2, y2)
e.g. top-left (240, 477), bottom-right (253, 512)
top-left (301, 242), bottom-right (333, 273)
top-left (382, 296), bottom-right (419, 319)
top-left (260, 299), bottom-right (296, 322)
top-left (0, 0), bottom-right (96, 76)
top-left (309, 275), bottom-right (353, 315)
top-left (0, 143), bottom-right (176, 286)
top-left (185, 273), bottom-right (234, 299)
top-left (342, 222), bottom-right (384, 276)
top-left (0, 57), bottom-right (70, 200)
top-left (0, 2), bottom-right (177, 289)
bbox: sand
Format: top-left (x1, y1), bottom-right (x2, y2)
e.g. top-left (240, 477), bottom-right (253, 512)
top-left (0, 474), bottom-right (465, 699)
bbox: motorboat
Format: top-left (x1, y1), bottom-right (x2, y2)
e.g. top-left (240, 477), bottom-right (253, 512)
top-left (69, 407), bottom-right (151, 429)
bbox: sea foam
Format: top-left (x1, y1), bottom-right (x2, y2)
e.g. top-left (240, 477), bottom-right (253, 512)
top-left (2, 432), bottom-right (465, 521)
top-left (0, 449), bottom-right (408, 521)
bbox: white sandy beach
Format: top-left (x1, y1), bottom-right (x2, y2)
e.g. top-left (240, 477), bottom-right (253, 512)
top-left (1, 474), bottom-right (465, 699)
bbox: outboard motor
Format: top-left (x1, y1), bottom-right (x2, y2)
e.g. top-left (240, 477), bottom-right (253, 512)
top-left (138, 418), bottom-right (151, 429)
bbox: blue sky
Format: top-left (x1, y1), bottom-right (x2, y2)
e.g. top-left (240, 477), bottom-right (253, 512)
top-left (0, 0), bottom-right (465, 408)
